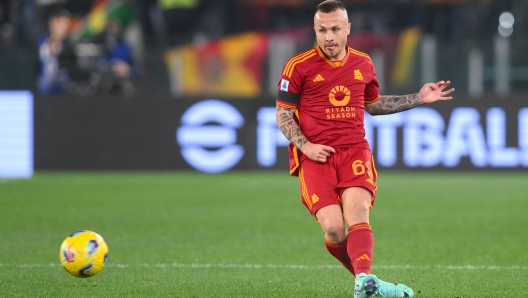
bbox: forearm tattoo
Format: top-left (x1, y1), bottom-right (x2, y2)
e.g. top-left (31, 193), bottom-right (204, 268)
top-left (276, 106), bottom-right (309, 150)
top-left (366, 93), bottom-right (422, 115)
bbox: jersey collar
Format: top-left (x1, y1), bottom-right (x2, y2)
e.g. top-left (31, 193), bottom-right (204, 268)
top-left (316, 46), bottom-right (351, 68)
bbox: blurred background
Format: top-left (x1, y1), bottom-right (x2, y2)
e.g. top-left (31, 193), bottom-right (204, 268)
top-left (1, 0), bottom-right (527, 177)
top-left (0, 0), bottom-right (526, 96)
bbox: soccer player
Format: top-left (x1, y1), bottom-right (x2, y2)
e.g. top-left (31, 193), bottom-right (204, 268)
top-left (275, 1), bottom-right (454, 297)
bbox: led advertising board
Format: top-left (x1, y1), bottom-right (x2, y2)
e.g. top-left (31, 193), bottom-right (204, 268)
top-left (34, 96), bottom-right (528, 172)
top-left (176, 100), bottom-right (528, 173)
top-left (0, 91), bottom-right (33, 178)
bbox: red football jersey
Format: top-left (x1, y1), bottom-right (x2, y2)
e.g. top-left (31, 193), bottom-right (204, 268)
top-left (276, 46), bottom-right (380, 176)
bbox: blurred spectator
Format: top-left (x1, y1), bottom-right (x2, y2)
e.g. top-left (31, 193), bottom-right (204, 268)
top-left (37, 8), bottom-right (72, 95)
top-left (92, 18), bottom-right (138, 95)
top-left (35, 0), bottom-right (68, 32)
top-left (35, 1), bottom-right (142, 97)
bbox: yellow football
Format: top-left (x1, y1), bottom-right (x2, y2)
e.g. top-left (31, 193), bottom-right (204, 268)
top-left (59, 230), bottom-right (108, 277)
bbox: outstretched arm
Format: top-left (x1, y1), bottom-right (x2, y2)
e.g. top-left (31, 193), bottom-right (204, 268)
top-left (365, 80), bottom-right (455, 115)
top-left (276, 106), bottom-right (335, 162)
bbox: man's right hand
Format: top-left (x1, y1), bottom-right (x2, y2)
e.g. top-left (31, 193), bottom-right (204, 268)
top-left (301, 142), bottom-right (335, 163)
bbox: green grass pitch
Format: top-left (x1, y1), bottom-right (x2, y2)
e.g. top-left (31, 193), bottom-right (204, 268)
top-left (1, 171), bottom-right (527, 297)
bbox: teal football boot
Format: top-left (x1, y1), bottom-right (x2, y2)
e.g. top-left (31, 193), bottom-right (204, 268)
top-left (375, 279), bottom-right (414, 297)
top-left (354, 273), bottom-right (380, 298)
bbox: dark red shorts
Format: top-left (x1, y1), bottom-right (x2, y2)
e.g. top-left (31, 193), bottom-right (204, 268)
top-left (297, 147), bottom-right (377, 217)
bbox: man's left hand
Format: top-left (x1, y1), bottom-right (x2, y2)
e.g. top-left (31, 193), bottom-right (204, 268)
top-left (418, 80), bottom-right (455, 104)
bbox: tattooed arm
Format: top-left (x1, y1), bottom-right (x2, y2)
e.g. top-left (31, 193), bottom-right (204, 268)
top-left (276, 106), bottom-right (309, 151)
top-left (365, 80), bottom-right (455, 116)
top-left (276, 106), bottom-right (335, 162)
top-left (365, 93), bottom-right (421, 116)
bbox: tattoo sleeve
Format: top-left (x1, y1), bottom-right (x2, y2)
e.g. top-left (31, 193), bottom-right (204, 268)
top-left (276, 106), bottom-right (309, 150)
top-left (365, 93), bottom-right (422, 115)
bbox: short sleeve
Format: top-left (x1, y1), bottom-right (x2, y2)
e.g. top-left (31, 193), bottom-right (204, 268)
top-left (364, 60), bottom-right (380, 104)
top-left (276, 59), bottom-right (303, 108)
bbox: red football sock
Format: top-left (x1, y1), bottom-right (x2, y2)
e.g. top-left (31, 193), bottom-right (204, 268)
top-left (347, 222), bottom-right (373, 274)
top-left (325, 237), bottom-right (355, 275)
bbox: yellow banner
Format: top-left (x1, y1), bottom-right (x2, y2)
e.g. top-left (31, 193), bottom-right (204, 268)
top-left (391, 27), bottom-right (421, 85)
top-left (166, 33), bottom-right (269, 97)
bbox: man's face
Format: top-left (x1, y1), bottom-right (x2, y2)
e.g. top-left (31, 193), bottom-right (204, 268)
top-left (49, 16), bottom-right (70, 40)
top-left (314, 9), bottom-right (350, 61)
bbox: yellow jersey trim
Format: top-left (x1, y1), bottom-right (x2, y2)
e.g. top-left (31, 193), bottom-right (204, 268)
top-left (283, 49), bottom-right (317, 78)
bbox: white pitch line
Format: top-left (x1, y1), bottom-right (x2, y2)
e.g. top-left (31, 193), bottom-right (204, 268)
top-left (0, 263), bottom-right (527, 270)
